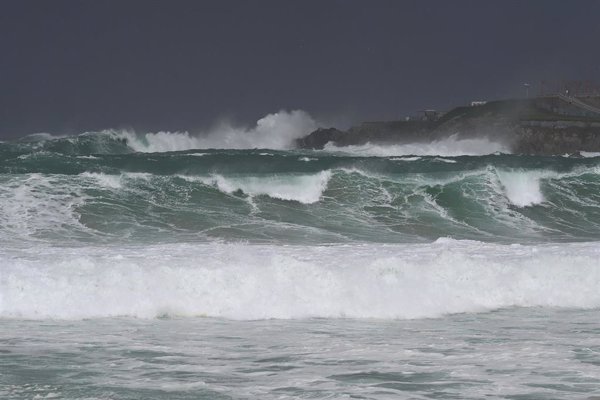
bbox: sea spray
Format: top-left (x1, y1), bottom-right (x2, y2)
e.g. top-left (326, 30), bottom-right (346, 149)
top-left (324, 134), bottom-right (510, 156)
top-left (1, 110), bottom-right (317, 156)
top-left (115, 110), bottom-right (318, 152)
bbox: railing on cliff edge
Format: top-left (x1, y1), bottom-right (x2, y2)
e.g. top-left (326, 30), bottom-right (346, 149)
top-left (556, 93), bottom-right (600, 116)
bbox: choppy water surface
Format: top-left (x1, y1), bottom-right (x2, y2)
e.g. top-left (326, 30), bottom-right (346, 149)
top-left (1, 130), bottom-right (600, 399)
top-left (2, 309), bottom-right (600, 400)
top-left (3, 133), bottom-right (600, 245)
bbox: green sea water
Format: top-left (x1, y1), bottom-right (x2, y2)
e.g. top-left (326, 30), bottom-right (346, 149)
top-left (2, 131), bottom-right (600, 399)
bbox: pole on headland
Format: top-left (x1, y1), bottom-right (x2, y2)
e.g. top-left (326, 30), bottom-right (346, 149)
top-left (523, 83), bottom-right (530, 98)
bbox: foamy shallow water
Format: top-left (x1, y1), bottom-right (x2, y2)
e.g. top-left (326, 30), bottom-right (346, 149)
top-left (2, 309), bottom-right (600, 400)
top-left (2, 240), bottom-right (600, 398)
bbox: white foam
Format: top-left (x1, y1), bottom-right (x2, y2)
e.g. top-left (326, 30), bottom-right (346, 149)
top-left (324, 134), bottom-right (509, 156)
top-left (119, 110), bottom-right (317, 152)
top-left (580, 151), bottom-right (600, 158)
top-left (0, 174), bottom-right (88, 240)
top-left (80, 172), bottom-right (123, 189)
top-left (390, 156), bottom-right (422, 161)
top-left (2, 241), bottom-right (600, 320)
top-left (0, 172), bottom-right (167, 242)
top-left (18, 132), bottom-right (65, 142)
top-left (495, 170), bottom-right (546, 207)
top-left (433, 157), bottom-right (457, 163)
top-left (198, 171), bottom-right (331, 204)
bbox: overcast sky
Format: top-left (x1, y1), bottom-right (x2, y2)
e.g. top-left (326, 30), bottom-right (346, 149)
top-left (1, 0), bottom-right (600, 138)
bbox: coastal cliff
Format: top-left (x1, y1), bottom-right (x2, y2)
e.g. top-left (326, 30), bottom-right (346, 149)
top-left (296, 96), bottom-right (600, 155)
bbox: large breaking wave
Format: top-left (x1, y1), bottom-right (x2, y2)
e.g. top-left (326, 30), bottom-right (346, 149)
top-left (2, 153), bottom-right (600, 244)
top-left (122, 110), bottom-right (318, 152)
top-left (7, 110), bottom-right (318, 155)
top-left (2, 240), bottom-right (600, 320)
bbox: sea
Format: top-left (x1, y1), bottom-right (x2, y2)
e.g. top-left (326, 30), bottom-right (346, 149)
top-left (1, 115), bottom-right (600, 399)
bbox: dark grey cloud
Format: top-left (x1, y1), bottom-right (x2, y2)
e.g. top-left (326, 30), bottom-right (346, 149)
top-left (1, 0), bottom-right (599, 137)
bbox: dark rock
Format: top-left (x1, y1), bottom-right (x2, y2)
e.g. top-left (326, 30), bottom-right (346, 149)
top-left (294, 96), bottom-right (600, 155)
top-left (295, 127), bottom-right (347, 149)
top-left (513, 124), bottom-right (600, 155)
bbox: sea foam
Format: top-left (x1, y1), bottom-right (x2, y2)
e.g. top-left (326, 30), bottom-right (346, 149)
top-left (324, 134), bottom-right (509, 157)
top-left (185, 171), bottom-right (332, 204)
top-left (1, 240), bottom-right (600, 320)
top-left (119, 110), bottom-right (317, 152)
top-left (0, 174), bottom-right (88, 239)
top-left (495, 170), bottom-right (546, 207)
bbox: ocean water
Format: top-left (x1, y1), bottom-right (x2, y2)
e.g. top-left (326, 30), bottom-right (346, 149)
top-left (2, 127), bottom-right (600, 399)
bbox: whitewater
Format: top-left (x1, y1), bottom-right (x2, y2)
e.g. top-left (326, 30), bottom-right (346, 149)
top-left (2, 112), bottom-right (600, 399)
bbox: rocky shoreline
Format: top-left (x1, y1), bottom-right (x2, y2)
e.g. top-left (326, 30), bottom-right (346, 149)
top-left (296, 96), bottom-right (600, 155)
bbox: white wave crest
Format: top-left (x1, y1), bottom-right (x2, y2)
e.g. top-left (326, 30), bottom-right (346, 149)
top-left (2, 241), bottom-right (600, 320)
top-left (80, 172), bottom-right (124, 189)
top-left (0, 174), bottom-right (88, 240)
top-left (324, 134), bottom-right (509, 156)
top-left (18, 132), bottom-right (67, 142)
top-left (580, 151), bottom-right (600, 158)
top-left (79, 172), bottom-right (154, 190)
top-left (492, 166), bottom-right (600, 208)
top-left (187, 171), bottom-right (331, 204)
top-left (495, 170), bottom-right (546, 207)
top-left (120, 110), bottom-right (317, 152)
top-left (390, 156), bottom-right (422, 161)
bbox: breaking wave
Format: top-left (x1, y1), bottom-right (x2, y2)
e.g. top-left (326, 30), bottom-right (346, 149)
top-left (7, 110), bottom-right (317, 155)
top-left (2, 240), bottom-right (600, 320)
top-left (4, 115), bottom-right (514, 157)
top-left (122, 110), bottom-right (317, 152)
top-left (184, 171), bottom-right (332, 204)
top-left (1, 159), bottom-right (600, 245)
top-left (324, 134), bottom-right (510, 156)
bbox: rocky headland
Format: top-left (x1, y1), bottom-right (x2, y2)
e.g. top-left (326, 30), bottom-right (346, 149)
top-left (296, 96), bottom-right (600, 155)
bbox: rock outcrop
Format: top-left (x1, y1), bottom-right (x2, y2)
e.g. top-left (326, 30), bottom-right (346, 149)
top-left (516, 122), bottom-right (600, 154)
top-left (295, 127), bottom-right (347, 149)
top-left (296, 96), bottom-right (600, 155)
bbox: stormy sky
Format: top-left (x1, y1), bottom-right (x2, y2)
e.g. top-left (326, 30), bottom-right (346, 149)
top-left (1, 0), bottom-right (600, 138)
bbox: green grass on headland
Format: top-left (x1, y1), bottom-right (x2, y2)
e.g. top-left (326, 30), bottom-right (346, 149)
top-left (438, 98), bottom-right (600, 125)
